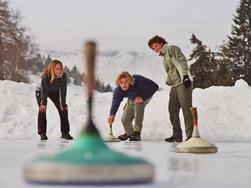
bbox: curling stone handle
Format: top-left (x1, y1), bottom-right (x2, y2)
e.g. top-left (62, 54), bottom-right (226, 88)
top-left (81, 41), bottom-right (100, 135)
top-left (190, 107), bottom-right (198, 126)
top-left (85, 42), bottom-right (96, 112)
top-left (85, 42), bottom-right (96, 98)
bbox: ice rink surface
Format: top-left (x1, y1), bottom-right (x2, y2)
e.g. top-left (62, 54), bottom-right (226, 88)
top-left (1, 139), bottom-right (251, 188)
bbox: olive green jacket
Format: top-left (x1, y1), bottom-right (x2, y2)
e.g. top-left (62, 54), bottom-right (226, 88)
top-left (160, 44), bottom-right (191, 87)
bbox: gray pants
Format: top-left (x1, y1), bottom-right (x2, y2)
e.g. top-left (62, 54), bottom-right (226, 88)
top-left (169, 84), bottom-right (193, 138)
top-left (121, 98), bottom-right (151, 136)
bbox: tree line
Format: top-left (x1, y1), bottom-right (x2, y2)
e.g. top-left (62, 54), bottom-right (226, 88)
top-left (1, 0), bottom-right (251, 89)
top-left (189, 0), bottom-right (251, 88)
top-left (28, 53), bottom-right (112, 92)
top-left (0, 0), bottom-right (30, 82)
top-left (0, 0), bottom-right (112, 92)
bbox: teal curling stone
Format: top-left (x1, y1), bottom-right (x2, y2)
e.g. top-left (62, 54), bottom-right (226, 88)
top-left (24, 134), bottom-right (154, 185)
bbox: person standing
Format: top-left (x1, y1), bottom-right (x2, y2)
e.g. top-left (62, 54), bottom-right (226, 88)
top-left (107, 71), bottom-right (159, 141)
top-left (148, 35), bottom-right (193, 142)
top-left (36, 59), bottom-right (73, 140)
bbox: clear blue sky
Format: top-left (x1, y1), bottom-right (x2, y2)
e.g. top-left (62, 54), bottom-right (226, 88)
top-left (9, 0), bottom-right (240, 52)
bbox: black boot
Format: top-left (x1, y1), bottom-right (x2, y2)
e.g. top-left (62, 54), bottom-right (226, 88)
top-left (165, 136), bottom-right (182, 143)
top-left (185, 136), bottom-right (192, 141)
top-left (118, 133), bottom-right (130, 141)
top-left (129, 132), bottom-right (141, 141)
top-left (61, 133), bottom-right (73, 140)
top-left (40, 134), bottom-right (48, 140)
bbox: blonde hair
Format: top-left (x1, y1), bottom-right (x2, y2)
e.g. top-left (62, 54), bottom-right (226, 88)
top-left (43, 59), bottom-right (64, 83)
top-left (115, 71), bottom-right (135, 86)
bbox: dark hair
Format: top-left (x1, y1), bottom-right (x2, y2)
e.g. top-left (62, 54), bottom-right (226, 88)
top-left (148, 35), bottom-right (167, 48)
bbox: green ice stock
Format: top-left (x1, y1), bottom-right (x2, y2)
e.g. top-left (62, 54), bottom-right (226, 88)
top-left (33, 134), bottom-right (148, 165)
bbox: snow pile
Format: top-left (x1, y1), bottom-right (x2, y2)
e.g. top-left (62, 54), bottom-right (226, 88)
top-left (0, 79), bottom-right (251, 141)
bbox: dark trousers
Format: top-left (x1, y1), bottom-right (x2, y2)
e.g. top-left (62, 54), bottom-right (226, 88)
top-left (37, 91), bottom-right (70, 135)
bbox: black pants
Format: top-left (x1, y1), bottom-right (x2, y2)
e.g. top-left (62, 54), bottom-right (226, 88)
top-left (37, 91), bottom-right (70, 135)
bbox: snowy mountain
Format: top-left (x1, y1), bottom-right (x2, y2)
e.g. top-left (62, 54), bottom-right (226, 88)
top-left (42, 48), bottom-right (167, 88)
top-left (1, 79), bottom-right (251, 142)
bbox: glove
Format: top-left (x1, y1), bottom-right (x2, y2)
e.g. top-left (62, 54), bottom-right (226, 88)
top-left (183, 75), bottom-right (191, 88)
top-left (63, 104), bottom-right (68, 111)
top-left (35, 89), bottom-right (41, 107)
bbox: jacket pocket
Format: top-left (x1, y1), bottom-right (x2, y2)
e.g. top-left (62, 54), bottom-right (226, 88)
top-left (166, 75), bottom-right (172, 86)
top-left (167, 68), bottom-right (182, 86)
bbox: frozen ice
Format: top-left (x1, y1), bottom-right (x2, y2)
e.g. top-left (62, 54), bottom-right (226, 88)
top-left (0, 140), bottom-right (251, 188)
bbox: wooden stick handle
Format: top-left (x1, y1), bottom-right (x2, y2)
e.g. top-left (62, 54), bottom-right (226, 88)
top-left (190, 107), bottom-right (198, 126)
top-left (85, 41), bottom-right (96, 98)
top-left (81, 41), bottom-right (100, 135)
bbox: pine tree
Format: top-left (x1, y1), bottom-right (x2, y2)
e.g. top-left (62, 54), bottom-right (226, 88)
top-left (0, 0), bottom-right (30, 82)
top-left (70, 65), bottom-right (82, 85)
top-left (217, 42), bottom-right (236, 86)
top-left (25, 44), bottom-right (44, 74)
top-left (227, 0), bottom-right (251, 84)
top-left (189, 34), bottom-right (212, 88)
top-left (43, 55), bottom-right (52, 68)
top-left (105, 84), bottom-right (113, 92)
top-left (0, 0), bottom-right (14, 80)
top-left (63, 66), bottom-right (71, 84)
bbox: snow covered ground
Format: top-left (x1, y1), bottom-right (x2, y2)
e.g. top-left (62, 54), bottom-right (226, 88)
top-left (1, 77), bottom-right (251, 141)
top-left (1, 78), bottom-right (251, 187)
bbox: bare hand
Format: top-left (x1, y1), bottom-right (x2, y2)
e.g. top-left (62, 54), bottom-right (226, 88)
top-left (107, 115), bottom-right (115, 125)
top-left (39, 105), bottom-right (47, 112)
top-left (134, 96), bottom-right (143, 104)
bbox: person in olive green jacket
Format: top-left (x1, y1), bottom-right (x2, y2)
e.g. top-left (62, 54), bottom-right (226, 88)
top-left (148, 35), bottom-right (193, 142)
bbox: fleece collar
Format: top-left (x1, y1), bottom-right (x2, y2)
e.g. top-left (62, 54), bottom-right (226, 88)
top-left (159, 44), bottom-right (168, 56)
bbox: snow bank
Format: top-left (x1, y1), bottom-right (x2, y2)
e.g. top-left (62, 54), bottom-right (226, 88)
top-left (0, 79), bottom-right (251, 142)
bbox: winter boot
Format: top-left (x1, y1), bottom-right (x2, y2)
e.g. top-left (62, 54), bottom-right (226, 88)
top-left (40, 134), bottom-right (48, 141)
top-left (61, 133), bottom-right (73, 140)
top-left (129, 132), bottom-right (141, 141)
top-left (118, 133), bottom-right (130, 141)
top-left (165, 136), bottom-right (182, 143)
top-left (185, 136), bottom-right (192, 141)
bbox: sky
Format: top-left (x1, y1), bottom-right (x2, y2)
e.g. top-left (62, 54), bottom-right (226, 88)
top-left (9, 0), bottom-right (240, 52)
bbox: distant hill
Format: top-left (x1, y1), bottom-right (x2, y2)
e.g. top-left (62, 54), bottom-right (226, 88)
top-left (41, 48), bottom-right (167, 88)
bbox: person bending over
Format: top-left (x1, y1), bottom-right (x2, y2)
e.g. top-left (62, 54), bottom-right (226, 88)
top-left (36, 59), bottom-right (73, 140)
top-left (108, 71), bottom-right (158, 141)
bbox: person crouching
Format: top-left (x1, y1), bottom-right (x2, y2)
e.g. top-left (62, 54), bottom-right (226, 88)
top-left (107, 71), bottom-right (158, 141)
